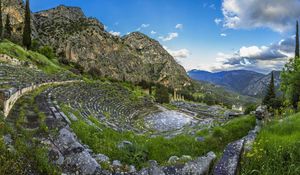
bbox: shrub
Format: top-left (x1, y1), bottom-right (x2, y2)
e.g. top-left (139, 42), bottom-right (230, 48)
top-left (88, 67), bottom-right (102, 77)
top-left (244, 104), bottom-right (257, 114)
top-left (38, 46), bottom-right (56, 60)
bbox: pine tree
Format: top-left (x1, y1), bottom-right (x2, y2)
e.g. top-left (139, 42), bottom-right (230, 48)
top-left (4, 14), bottom-right (12, 39)
top-left (296, 21), bottom-right (299, 58)
top-left (0, 0), bottom-right (3, 39)
top-left (263, 72), bottom-right (276, 106)
top-left (22, 0), bottom-right (31, 49)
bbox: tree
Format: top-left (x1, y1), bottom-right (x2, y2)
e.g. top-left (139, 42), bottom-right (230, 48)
top-left (22, 0), bottom-right (31, 49)
top-left (4, 14), bottom-right (12, 39)
top-left (0, 0), bottom-right (3, 39)
top-left (296, 21), bottom-right (299, 58)
top-left (263, 72), bottom-right (276, 107)
top-left (281, 21), bottom-right (300, 110)
top-left (38, 45), bottom-right (56, 60)
top-left (155, 84), bottom-right (170, 104)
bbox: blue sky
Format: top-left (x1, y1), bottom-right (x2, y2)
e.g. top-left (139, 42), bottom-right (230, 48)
top-left (30, 0), bottom-right (300, 74)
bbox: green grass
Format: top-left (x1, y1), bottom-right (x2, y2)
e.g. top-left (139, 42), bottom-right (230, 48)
top-left (0, 40), bottom-right (63, 73)
top-left (162, 103), bottom-right (179, 110)
top-left (66, 111), bottom-right (255, 169)
top-left (0, 86), bottom-right (61, 174)
top-left (241, 113), bottom-right (300, 175)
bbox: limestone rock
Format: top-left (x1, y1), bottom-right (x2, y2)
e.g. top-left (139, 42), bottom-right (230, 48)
top-left (182, 151), bottom-right (216, 175)
top-left (33, 6), bottom-right (190, 88)
top-left (3, 134), bottom-right (12, 145)
top-left (94, 154), bottom-right (110, 163)
top-left (168, 156), bottom-right (180, 164)
top-left (53, 127), bottom-right (101, 174)
top-left (213, 139), bottom-right (245, 175)
top-left (179, 155), bottom-right (193, 162)
top-left (112, 160), bottom-right (122, 168)
top-left (54, 127), bottom-right (84, 154)
top-left (255, 105), bottom-right (269, 120)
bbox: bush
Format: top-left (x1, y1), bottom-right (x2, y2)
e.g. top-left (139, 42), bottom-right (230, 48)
top-left (88, 67), bottom-right (101, 77)
top-left (38, 46), bottom-right (56, 60)
top-left (244, 104), bottom-right (257, 114)
top-left (31, 39), bottom-right (40, 52)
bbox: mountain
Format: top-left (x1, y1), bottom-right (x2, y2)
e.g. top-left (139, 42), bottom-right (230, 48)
top-left (2, 2), bottom-right (190, 88)
top-left (32, 5), bottom-right (190, 88)
top-left (188, 69), bottom-right (281, 97)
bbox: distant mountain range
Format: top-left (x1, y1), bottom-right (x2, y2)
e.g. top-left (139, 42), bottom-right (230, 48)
top-left (188, 70), bottom-right (281, 97)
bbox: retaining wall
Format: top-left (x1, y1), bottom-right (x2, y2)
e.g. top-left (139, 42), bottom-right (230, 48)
top-left (3, 80), bottom-right (80, 118)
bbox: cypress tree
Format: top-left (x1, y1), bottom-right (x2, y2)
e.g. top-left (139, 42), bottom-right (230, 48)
top-left (0, 0), bottom-right (3, 39)
top-left (155, 84), bottom-right (170, 104)
top-left (22, 0), bottom-right (31, 49)
top-left (262, 72), bottom-right (276, 106)
top-left (4, 14), bottom-right (12, 39)
top-left (296, 21), bottom-right (299, 58)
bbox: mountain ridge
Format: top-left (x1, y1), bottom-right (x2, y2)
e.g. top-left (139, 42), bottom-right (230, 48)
top-left (188, 69), bottom-right (281, 97)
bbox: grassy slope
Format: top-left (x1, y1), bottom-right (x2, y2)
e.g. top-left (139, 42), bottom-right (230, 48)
top-left (241, 113), bottom-right (300, 174)
top-left (0, 40), bottom-right (64, 74)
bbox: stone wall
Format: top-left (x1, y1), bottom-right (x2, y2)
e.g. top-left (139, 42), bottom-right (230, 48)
top-left (3, 80), bottom-right (80, 118)
top-left (0, 54), bottom-right (37, 68)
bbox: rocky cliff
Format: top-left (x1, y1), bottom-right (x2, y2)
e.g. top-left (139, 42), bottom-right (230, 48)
top-left (2, 2), bottom-right (190, 88)
top-left (2, 0), bottom-right (38, 40)
top-left (32, 5), bottom-right (190, 88)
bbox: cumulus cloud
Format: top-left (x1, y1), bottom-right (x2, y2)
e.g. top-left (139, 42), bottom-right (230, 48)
top-left (164, 46), bottom-right (191, 59)
top-left (150, 30), bottom-right (157, 35)
top-left (201, 36), bottom-right (296, 73)
top-left (109, 31), bottom-right (121, 36)
top-left (159, 32), bottom-right (179, 41)
top-left (220, 33), bottom-right (227, 37)
top-left (214, 18), bottom-right (222, 25)
top-left (221, 0), bottom-right (300, 32)
top-left (175, 24), bottom-right (183, 29)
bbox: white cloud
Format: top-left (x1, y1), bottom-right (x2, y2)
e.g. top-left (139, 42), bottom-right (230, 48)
top-left (141, 24), bottom-right (150, 28)
top-left (221, 0), bottom-right (300, 32)
top-left (214, 18), bottom-right (222, 25)
top-left (164, 46), bottom-right (191, 59)
top-left (109, 31), bottom-right (121, 36)
top-left (104, 25), bottom-right (108, 30)
top-left (150, 30), bottom-right (157, 35)
top-left (137, 24), bottom-right (150, 31)
top-left (159, 32), bottom-right (179, 41)
top-left (175, 24), bottom-right (183, 29)
top-left (220, 33), bottom-right (227, 37)
top-left (198, 36), bottom-right (296, 73)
